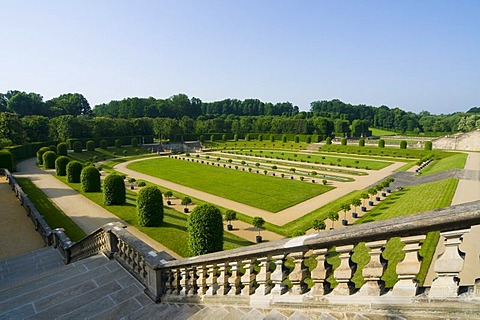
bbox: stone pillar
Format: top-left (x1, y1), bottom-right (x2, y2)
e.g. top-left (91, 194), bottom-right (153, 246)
top-left (255, 257), bottom-right (272, 295)
top-left (358, 240), bottom-right (386, 296)
top-left (429, 229), bottom-right (469, 298)
top-left (187, 267), bottom-right (196, 295)
top-left (391, 235), bottom-right (425, 296)
top-left (228, 261), bottom-right (242, 296)
top-left (270, 254), bottom-right (287, 295)
top-left (309, 248), bottom-right (329, 296)
top-left (179, 267), bottom-right (189, 295)
top-left (171, 268), bottom-right (181, 295)
top-left (331, 245), bottom-right (354, 296)
top-left (217, 262), bottom-right (230, 295)
top-left (241, 259), bottom-right (255, 296)
top-left (205, 264), bottom-right (219, 296)
top-left (289, 251), bottom-right (308, 295)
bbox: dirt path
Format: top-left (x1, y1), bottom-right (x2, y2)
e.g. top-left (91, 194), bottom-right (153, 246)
top-left (15, 158), bottom-right (181, 259)
top-left (0, 176), bottom-right (45, 260)
top-left (115, 156), bottom-right (404, 226)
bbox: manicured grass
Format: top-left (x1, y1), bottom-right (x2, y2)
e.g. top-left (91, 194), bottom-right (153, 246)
top-left (127, 157), bottom-right (333, 213)
top-left (207, 140), bottom-right (310, 151)
top-left (369, 128), bottom-right (398, 136)
top-left (223, 149), bottom-right (392, 170)
top-left (68, 146), bottom-right (150, 163)
top-left (16, 178), bottom-right (86, 242)
top-left (55, 176), bottom-right (253, 257)
top-left (420, 152), bottom-right (468, 175)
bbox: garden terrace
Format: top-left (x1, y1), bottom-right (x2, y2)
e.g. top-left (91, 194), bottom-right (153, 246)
top-left (206, 140), bottom-right (309, 151)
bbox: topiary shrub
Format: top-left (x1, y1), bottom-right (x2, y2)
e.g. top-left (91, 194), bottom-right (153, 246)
top-left (81, 166), bottom-right (101, 192)
top-left (187, 204), bottom-right (223, 255)
top-left (36, 147), bottom-right (50, 165)
top-left (136, 186), bottom-right (163, 227)
top-left (359, 139), bottom-right (365, 147)
top-left (100, 140), bottom-right (108, 149)
top-left (0, 150), bottom-right (14, 171)
top-left (400, 140), bottom-right (407, 149)
top-left (42, 151), bottom-right (57, 169)
top-left (115, 139), bottom-right (122, 148)
top-left (341, 138), bottom-right (347, 146)
top-left (86, 140), bottom-right (95, 152)
top-left (233, 134), bottom-right (238, 141)
top-left (325, 137), bottom-right (332, 145)
top-left (245, 133), bottom-right (251, 141)
top-left (378, 139), bottom-right (385, 148)
top-left (66, 161), bottom-right (83, 183)
top-left (138, 181), bottom-right (146, 187)
top-left (73, 141), bottom-right (82, 153)
top-left (57, 142), bottom-right (68, 156)
top-left (424, 140), bottom-right (432, 151)
top-left (306, 136), bottom-right (312, 144)
top-left (294, 135), bottom-right (300, 143)
top-left (55, 156), bottom-right (70, 176)
top-left (103, 174), bottom-right (126, 205)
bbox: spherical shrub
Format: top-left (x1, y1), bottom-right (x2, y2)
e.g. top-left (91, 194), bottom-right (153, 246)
top-left (86, 140), bottom-right (95, 152)
top-left (57, 142), bottom-right (68, 156)
top-left (425, 141), bottom-right (432, 151)
top-left (131, 137), bottom-right (138, 147)
top-left (115, 139), bottom-right (122, 148)
top-left (73, 141), bottom-right (82, 153)
top-left (103, 174), bottom-right (126, 205)
top-left (49, 145), bottom-right (57, 152)
top-left (81, 166), bottom-right (101, 192)
top-left (55, 156), bottom-right (70, 176)
top-left (42, 151), bottom-right (57, 169)
top-left (136, 186), bottom-right (163, 227)
top-left (66, 161), bottom-right (83, 183)
top-left (36, 147), bottom-right (50, 165)
top-left (138, 181), bottom-right (146, 187)
top-left (100, 140), bottom-right (108, 149)
top-left (187, 204), bottom-right (223, 255)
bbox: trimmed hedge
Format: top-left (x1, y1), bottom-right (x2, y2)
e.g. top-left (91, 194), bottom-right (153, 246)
top-left (359, 138), bottom-right (365, 147)
top-left (66, 161), bottom-right (83, 183)
top-left (100, 140), bottom-right (108, 149)
top-left (136, 186), bottom-right (164, 227)
top-left (42, 151), bottom-right (57, 169)
top-left (36, 147), bottom-right (50, 165)
top-left (57, 143), bottom-right (68, 156)
top-left (378, 139), bottom-right (385, 148)
top-left (325, 137), bottom-right (332, 145)
top-left (55, 156), bottom-right (70, 176)
top-left (425, 141), bottom-right (433, 151)
top-left (81, 166), bottom-right (101, 192)
top-left (187, 204), bottom-right (223, 256)
top-left (341, 138), bottom-right (347, 146)
top-left (6, 141), bottom-right (55, 164)
top-left (400, 140), bottom-right (407, 149)
top-left (0, 150), bottom-right (14, 171)
top-left (115, 139), bottom-right (122, 148)
top-left (73, 141), bottom-right (82, 153)
top-left (103, 174), bottom-right (126, 205)
top-left (67, 135), bottom-right (154, 149)
top-left (86, 140), bottom-right (95, 152)
top-left (131, 137), bottom-right (138, 147)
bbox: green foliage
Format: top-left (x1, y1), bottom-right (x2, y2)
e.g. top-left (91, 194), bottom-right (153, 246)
top-left (424, 141), bottom-right (433, 151)
top-left (115, 139), bottom-right (122, 148)
top-left (0, 150), bottom-right (13, 171)
top-left (245, 133), bottom-right (251, 141)
top-left (252, 216), bottom-right (265, 229)
top-left (210, 134), bottom-right (215, 142)
top-left (42, 151), bottom-right (57, 169)
top-left (341, 138), bottom-right (347, 145)
top-left (400, 140), bottom-right (407, 149)
top-left (325, 137), bottom-right (332, 145)
top-left (294, 135), bottom-right (300, 143)
top-left (187, 204), bottom-right (223, 255)
top-left (312, 219), bottom-right (326, 231)
top-left (359, 138), bottom-right (365, 147)
top-left (131, 137), bottom-right (138, 147)
top-left (292, 230), bottom-right (305, 237)
top-left (233, 134), bottom-right (238, 141)
top-left (282, 135), bottom-right (287, 142)
top-left (100, 139), bottom-right (108, 149)
top-left (73, 141), bottom-right (82, 153)
top-left (57, 142), bottom-right (68, 156)
top-left (378, 139), bottom-right (385, 148)
top-left (86, 140), bottom-right (95, 152)
top-left (181, 196), bottom-right (192, 207)
top-left (81, 166), bottom-right (101, 192)
top-left (199, 135), bottom-right (205, 143)
top-left (103, 173), bottom-right (126, 205)
top-left (258, 134), bottom-right (263, 141)
top-left (224, 210), bottom-right (237, 223)
top-left (270, 135), bottom-right (275, 142)
top-left (36, 146), bottom-right (50, 165)
top-left (55, 156), bottom-right (70, 176)
top-left (306, 136), bottom-right (311, 143)
top-left (138, 181), bottom-right (146, 187)
top-left (137, 186), bottom-right (164, 227)
top-left (164, 190), bottom-right (173, 199)
top-left (66, 161), bottom-right (83, 183)
top-left (222, 134), bottom-right (226, 141)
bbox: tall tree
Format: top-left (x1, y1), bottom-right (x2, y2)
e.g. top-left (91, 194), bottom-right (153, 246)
top-left (21, 115), bottom-right (50, 142)
top-left (0, 112), bottom-right (27, 144)
top-left (7, 91), bottom-right (47, 116)
top-left (46, 93), bottom-right (91, 116)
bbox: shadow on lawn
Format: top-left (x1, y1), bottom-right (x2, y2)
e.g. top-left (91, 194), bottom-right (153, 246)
top-left (161, 221), bottom-right (187, 232)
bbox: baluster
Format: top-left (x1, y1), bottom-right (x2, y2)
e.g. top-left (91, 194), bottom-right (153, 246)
top-left (288, 251), bottom-right (308, 295)
top-left (309, 248), bottom-right (329, 296)
top-left (217, 262), bottom-right (230, 295)
top-left (179, 267), bottom-right (190, 295)
top-left (188, 267), bottom-right (197, 295)
top-left (391, 235), bottom-right (425, 296)
top-left (196, 265), bottom-right (207, 295)
top-left (228, 261), bottom-right (241, 296)
top-left (429, 229), bottom-right (469, 298)
top-left (172, 268), bottom-right (181, 295)
top-left (241, 259), bottom-right (255, 296)
top-left (254, 257), bottom-right (272, 295)
top-left (131, 250), bottom-right (138, 272)
top-left (358, 240), bottom-right (386, 296)
top-left (331, 245), bottom-right (354, 296)
top-left (164, 270), bottom-right (173, 295)
top-left (205, 264), bottom-right (219, 296)
top-left (270, 254), bottom-right (287, 295)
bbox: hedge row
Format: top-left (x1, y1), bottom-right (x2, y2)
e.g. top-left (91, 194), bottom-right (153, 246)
top-left (185, 133), bottom-right (322, 143)
top-left (67, 135), bottom-right (154, 149)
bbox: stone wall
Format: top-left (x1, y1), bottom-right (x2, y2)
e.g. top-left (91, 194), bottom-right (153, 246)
top-left (433, 129), bottom-right (480, 151)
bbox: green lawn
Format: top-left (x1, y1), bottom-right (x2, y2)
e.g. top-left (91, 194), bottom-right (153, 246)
top-left (55, 176), bottom-right (253, 257)
top-left (127, 157), bottom-right (334, 213)
top-left (369, 128), bottom-right (398, 136)
top-left (16, 178), bottom-right (86, 242)
top-left (68, 146), bottom-right (150, 163)
top-left (420, 152), bottom-right (468, 175)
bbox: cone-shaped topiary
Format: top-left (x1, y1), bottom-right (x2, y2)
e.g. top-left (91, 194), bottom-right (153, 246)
top-left (136, 186), bottom-right (163, 227)
top-left (55, 156), bottom-right (70, 176)
top-left (57, 142), bottom-right (68, 156)
top-left (103, 173), bottom-right (126, 205)
top-left (66, 161), bottom-right (83, 183)
top-left (73, 141), bottom-right (82, 153)
top-left (86, 140), bottom-right (95, 152)
top-left (187, 204), bottom-right (223, 255)
top-left (42, 151), bottom-right (57, 169)
top-left (36, 147), bottom-right (50, 165)
top-left (81, 166), bottom-right (101, 192)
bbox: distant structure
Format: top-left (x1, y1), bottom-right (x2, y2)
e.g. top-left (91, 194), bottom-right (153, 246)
top-left (432, 129), bottom-right (480, 151)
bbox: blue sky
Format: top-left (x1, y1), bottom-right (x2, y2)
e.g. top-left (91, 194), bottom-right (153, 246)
top-left (1, 1), bottom-right (479, 114)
